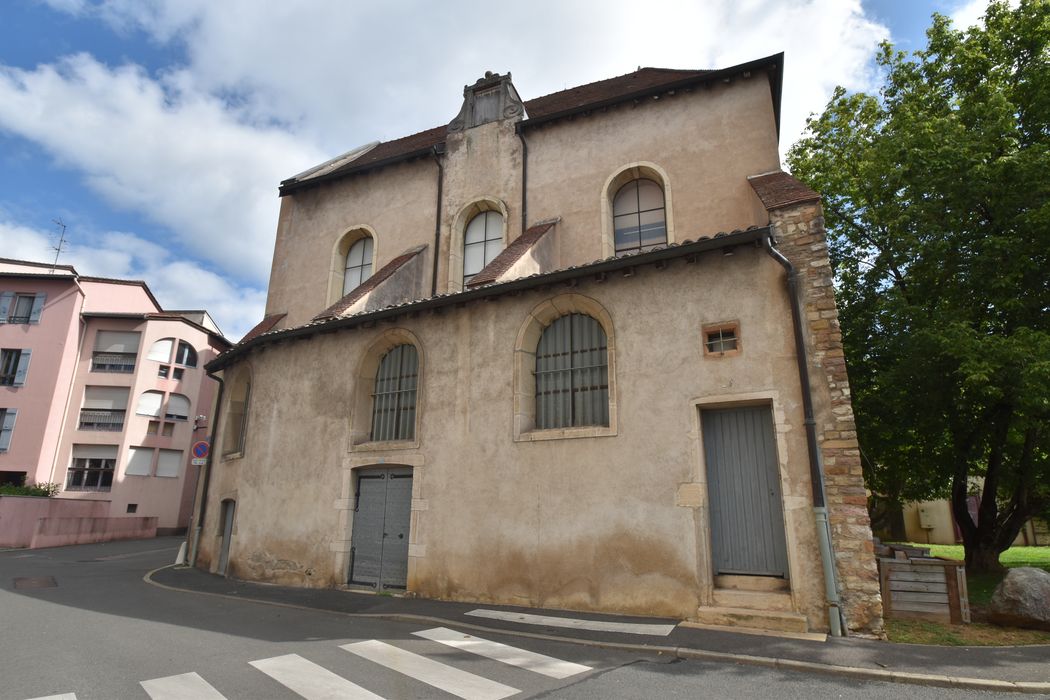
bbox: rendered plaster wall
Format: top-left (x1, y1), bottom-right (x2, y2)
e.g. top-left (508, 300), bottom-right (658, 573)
top-left (200, 244), bottom-right (850, 628)
top-left (263, 76), bottom-right (780, 329)
top-left (266, 160), bottom-right (440, 328)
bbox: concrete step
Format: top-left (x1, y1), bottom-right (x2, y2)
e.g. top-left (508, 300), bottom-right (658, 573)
top-left (693, 605), bottom-right (809, 633)
top-left (712, 588), bottom-right (794, 612)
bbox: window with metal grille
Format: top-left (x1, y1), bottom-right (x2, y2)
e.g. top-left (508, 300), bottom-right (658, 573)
top-left (703, 323), bottom-right (740, 356)
top-left (370, 344), bottom-right (419, 441)
top-left (613, 178), bottom-right (666, 254)
top-left (463, 211), bottom-right (503, 283)
top-left (344, 236), bottom-right (374, 295)
top-left (535, 314), bottom-right (609, 429)
top-left (66, 457), bottom-right (115, 491)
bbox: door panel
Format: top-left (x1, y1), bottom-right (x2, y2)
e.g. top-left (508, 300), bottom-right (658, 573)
top-left (219, 500), bottom-right (235, 576)
top-left (702, 406), bottom-right (789, 578)
top-left (349, 467), bottom-right (413, 590)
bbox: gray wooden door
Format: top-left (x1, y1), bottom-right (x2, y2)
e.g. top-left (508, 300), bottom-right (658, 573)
top-left (349, 467), bottom-right (413, 590)
top-left (702, 406), bottom-right (789, 578)
top-left (218, 500), bottom-right (235, 576)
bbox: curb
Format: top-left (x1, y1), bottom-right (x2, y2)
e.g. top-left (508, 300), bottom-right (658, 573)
top-left (143, 565), bottom-right (1050, 694)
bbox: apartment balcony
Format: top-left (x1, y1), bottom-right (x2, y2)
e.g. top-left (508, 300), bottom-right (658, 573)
top-left (90, 352), bottom-right (137, 373)
top-left (78, 409), bottom-right (125, 432)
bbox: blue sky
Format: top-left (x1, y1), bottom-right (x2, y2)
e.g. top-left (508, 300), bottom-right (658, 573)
top-left (0, 0), bottom-right (995, 339)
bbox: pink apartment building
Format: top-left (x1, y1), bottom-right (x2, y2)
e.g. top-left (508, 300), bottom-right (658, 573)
top-left (0, 258), bottom-right (230, 535)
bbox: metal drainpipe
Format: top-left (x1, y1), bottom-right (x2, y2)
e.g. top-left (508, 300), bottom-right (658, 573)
top-left (430, 145), bottom-right (445, 296)
top-left (515, 124), bottom-right (528, 234)
top-left (189, 371), bottom-right (224, 567)
top-left (764, 232), bottom-right (845, 637)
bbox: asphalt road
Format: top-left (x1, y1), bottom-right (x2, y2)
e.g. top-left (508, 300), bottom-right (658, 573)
top-left (0, 538), bottom-right (1024, 699)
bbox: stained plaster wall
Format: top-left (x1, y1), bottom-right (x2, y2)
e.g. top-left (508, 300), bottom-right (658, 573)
top-left (199, 245), bottom-right (837, 627)
top-left (264, 75), bottom-right (780, 330)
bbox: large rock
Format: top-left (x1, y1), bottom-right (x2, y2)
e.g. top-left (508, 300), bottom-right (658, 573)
top-left (988, 567), bottom-right (1050, 630)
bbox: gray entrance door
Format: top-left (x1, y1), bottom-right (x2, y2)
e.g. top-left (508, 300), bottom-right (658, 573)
top-left (702, 406), bottom-right (789, 578)
top-left (349, 467), bottom-right (413, 590)
top-left (218, 499), bottom-right (235, 576)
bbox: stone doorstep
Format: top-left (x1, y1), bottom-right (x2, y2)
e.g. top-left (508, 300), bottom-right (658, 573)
top-left (712, 588), bottom-right (794, 612)
top-left (694, 605), bottom-right (809, 634)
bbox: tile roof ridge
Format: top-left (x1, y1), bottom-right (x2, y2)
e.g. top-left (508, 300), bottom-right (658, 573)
top-left (313, 244), bottom-right (428, 321)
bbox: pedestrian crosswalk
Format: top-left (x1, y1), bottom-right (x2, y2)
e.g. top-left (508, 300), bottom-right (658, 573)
top-left (24, 626), bottom-right (593, 700)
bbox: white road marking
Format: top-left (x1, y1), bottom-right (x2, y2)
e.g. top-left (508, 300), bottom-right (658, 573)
top-left (140, 672), bottom-right (227, 699)
top-left (250, 654), bottom-right (385, 700)
top-left (24, 694), bottom-right (77, 700)
top-left (465, 609), bottom-right (676, 636)
top-left (342, 640), bottom-right (519, 700)
top-left (414, 627), bottom-right (591, 679)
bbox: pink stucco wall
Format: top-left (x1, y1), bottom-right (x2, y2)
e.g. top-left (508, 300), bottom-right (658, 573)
top-left (0, 495), bottom-right (108, 547)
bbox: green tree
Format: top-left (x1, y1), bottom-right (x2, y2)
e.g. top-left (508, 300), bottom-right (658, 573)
top-left (788, 0), bottom-right (1050, 572)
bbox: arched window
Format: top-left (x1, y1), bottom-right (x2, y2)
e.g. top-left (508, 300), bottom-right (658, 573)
top-left (343, 236), bottom-right (374, 295)
top-left (174, 341), bottom-right (197, 367)
top-left (147, 338), bottom-right (174, 362)
top-left (371, 344), bottom-right (419, 441)
top-left (535, 314), bottom-right (609, 429)
top-left (612, 178), bottom-right (666, 254)
top-left (222, 368), bottom-right (251, 457)
top-left (463, 210), bottom-right (503, 284)
top-left (166, 393), bottom-right (190, 421)
top-left (135, 390), bottom-right (164, 417)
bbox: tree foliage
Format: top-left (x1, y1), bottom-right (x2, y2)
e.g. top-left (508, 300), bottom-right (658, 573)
top-left (788, 0), bottom-right (1050, 570)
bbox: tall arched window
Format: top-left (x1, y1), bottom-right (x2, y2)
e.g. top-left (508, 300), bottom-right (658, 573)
top-left (612, 178), bottom-right (666, 254)
top-left (222, 367), bottom-right (251, 457)
top-left (371, 344), bottom-right (419, 441)
top-left (344, 236), bottom-right (374, 295)
top-left (175, 341), bottom-right (197, 367)
top-left (463, 211), bottom-right (503, 283)
top-left (535, 314), bottom-right (609, 429)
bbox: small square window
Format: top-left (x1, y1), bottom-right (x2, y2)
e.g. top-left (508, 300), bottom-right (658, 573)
top-left (703, 322), bottom-right (741, 357)
top-left (126, 503), bottom-right (138, 514)
top-left (158, 365), bottom-right (170, 379)
top-left (161, 422), bottom-right (174, 437)
top-left (146, 420), bottom-right (159, 435)
top-left (173, 367), bottom-right (184, 381)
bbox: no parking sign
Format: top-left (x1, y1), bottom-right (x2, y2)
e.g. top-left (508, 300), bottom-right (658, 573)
top-left (191, 441), bottom-right (209, 466)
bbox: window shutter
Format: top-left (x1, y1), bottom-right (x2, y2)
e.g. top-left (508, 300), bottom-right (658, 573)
top-left (84, 386), bottom-right (130, 410)
top-left (0, 292), bottom-right (12, 323)
top-left (28, 293), bottom-right (46, 323)
top-left (147, 338), bottom-right (173, 362)
top-left (0, 409), bottom-right (17, 451)
top-left (13, 350), bottom-right (31, 386)
top-left (156, 449), bottom-right (182, 477)
top-left (125, 446), bottom-right (154, 476)
top-left (135, 391), bottom-right (164, 417)
top-left (166, 394), bottom-right (190, 420)
top-left (94, 331), bottom-right (141, 353)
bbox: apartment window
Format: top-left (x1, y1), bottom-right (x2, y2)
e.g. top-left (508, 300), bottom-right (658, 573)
top-left (463, 211), bottom-right (503, 283)
top-left (65, 446), bottom-right (117, 492)
top-left (126, 504), bottom-right (138, 513)
top-left (161, 422), bottom-right (174, 437)
top-left (147, 338), bottom-right (174, 362)
top-left (158, 366), bottom-right (170, 379)
top-left (0, 409), bottom-right (17, 451)
top-left (535, 314), bottom-right (609, 429)
top-left (0, 292), bottom-right (45, 324)
top-left (222, 368), bottom-right (251, 457)
top-left (370, 344), bottom-right (419, 441)
top-left (91, 331), bottom-right (140, 373)
top-left (174, 341), bottom-right (197, 368)
top-left (612, 178), bottom-right (666, 253)
top-left (79, 386), bottom-right (129, 431)
top-left (125, 446), bottom-right (154, 476)
top-left (136, 390), bottom-right (164, 418)
top-left (0, 349), bottom-right (31, 386)
top-left (166, 394), bottom-right (190, 421)
top-left (343, 237), bottom-right (374, 295)
top-left (156, 449), bottom-right (181, 478)
top-left (173, 367), bottom-right (184, 381)
top-left (146, 420), bottom-right (159, 435)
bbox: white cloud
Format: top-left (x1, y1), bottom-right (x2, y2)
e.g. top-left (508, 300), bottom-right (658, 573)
top-left (949, 0), bottom-right (1018, 29)
top-left (0, 219), bottom-right (265, 340)
top-left (0, 54), bottom-right (325, 284)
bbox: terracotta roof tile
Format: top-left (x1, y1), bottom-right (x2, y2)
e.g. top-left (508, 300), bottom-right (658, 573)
top-left (313, 245), bottom-right (427, 321)
top-left (466, 221), bottom-right (556, 287)
top-left (240, 313), bottom-right (286, 344)
top-left (524, 68), bottom-right (709, 120)
top-left (748, 171), bottom-right (820, 210)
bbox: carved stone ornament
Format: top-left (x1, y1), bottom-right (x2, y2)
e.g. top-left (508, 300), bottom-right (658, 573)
top-left (448, 71), bottom-right (526, 132)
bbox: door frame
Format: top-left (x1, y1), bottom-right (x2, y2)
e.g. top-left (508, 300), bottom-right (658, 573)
top-left (217, 498), bottom-right (236, 577)
top-left (689, 392), bottom-right (802, 606)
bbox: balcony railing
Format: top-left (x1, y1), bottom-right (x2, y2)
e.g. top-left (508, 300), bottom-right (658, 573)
top-left (90, 352), bottom-right (136, 373)
top-left (78, 409), bottom-right (125, 431)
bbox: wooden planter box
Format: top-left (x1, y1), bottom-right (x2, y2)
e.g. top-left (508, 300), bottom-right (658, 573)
top-left (879, 557), bottom-right (970, 624)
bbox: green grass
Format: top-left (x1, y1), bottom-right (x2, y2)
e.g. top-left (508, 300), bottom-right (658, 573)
top-left (886, 618), bottom-right (1050, 646)
top-left (888, 544), bottom-right (1050, 606)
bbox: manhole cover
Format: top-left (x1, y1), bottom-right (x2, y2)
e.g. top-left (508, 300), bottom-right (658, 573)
top-left (13, 576), bottom-right (57, 590)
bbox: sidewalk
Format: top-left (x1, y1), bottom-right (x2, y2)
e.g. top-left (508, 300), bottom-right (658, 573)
top-left (149, 565), bottom-right (1050, 693)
